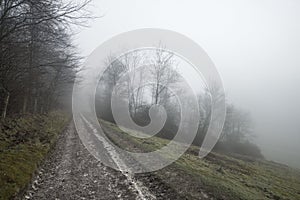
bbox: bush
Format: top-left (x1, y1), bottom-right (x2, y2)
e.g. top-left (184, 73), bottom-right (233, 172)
top-left (214, 140), bottom-right (264, 159)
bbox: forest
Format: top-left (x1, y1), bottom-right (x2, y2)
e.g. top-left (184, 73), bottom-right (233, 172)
top-left (0, 0), bottom-right (91, 119)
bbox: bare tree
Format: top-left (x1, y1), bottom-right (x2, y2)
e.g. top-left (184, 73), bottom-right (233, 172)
top-left (150, 46), bottom-right (179, 105)
top-left (221, 105), bottom-right (253, 142)
top-left (0, 0), bottom-right (92, 119)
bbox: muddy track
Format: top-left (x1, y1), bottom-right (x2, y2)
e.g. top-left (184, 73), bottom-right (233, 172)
top-left (20, 123), bottom-right (141, 200)
top-left (20, 121), bottom-right (184, 200)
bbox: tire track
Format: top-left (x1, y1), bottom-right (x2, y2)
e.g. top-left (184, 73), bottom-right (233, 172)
top-left (21, 123), bottom-right (140, 200)
top-left (81, 115), bottom-right (156, 200)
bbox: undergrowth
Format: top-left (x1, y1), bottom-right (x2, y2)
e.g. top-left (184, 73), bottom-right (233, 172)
top-left (0, 111), bottom-right (69, 200)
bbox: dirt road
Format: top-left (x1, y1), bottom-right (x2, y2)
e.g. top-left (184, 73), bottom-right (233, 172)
top-left (20, 121), bottom-right (182, 200)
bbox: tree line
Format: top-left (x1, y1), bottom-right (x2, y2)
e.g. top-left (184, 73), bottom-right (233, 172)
top-left (96, 47), bottom-right (263, 158)
top-left (0, 0), bottom-right (91, 120)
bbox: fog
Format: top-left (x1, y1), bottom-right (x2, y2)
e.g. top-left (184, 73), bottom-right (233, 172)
top-left (75, 0), bottom-right (300, 168)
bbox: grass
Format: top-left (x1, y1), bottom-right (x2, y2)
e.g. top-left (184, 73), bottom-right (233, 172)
top-left (0, 111), bottom-right (69, 200)
top-left (100, 120), bottom-right (300, 200)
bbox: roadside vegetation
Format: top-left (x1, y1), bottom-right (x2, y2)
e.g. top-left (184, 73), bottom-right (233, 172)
top-left (0, 111), bottom-right (69, 200)
top-left (101, 120), bottom-right (300, 200)
top-left (0, 1), bottom-right (90, 197)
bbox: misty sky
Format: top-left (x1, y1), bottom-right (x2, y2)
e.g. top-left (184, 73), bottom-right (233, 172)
top-left (75, 0), bottom-right (300, 168)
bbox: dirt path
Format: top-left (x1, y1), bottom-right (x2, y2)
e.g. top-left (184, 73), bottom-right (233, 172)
top-left (20, 117), bottom-right (188, 200)
top-left (20, 123), bottom-right (148, 200)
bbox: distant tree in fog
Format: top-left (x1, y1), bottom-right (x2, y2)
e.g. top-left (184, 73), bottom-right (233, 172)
top-left (95, 46), bottom-right (261, 158)
top-left (149, 46), bottom-right (179, 105)
top-left (221, 104), bottom-right (253, 142)
top-left (97, 47), bottom-right (180, 126)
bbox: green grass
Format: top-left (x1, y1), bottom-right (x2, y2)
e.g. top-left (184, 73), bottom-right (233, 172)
top-left (101, 120), bottom-right (300, 200)
top-left (0, 111), bottom-right (69, 200)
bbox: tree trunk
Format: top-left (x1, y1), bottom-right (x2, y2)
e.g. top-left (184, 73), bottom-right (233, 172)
top-left (40, 105), bottom-right (44, 114)
top-left (2, 92), bottom-right (10, 120)
top-left (34, 97), bottom-right (38, 113)
top-left (23, 95), bottom-right (28, 113)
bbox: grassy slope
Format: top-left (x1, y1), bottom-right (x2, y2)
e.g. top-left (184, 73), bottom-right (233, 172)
top-left (101, 120), bottom-right (300, 200)
top-left (0, 111), bottom-right (69, 200)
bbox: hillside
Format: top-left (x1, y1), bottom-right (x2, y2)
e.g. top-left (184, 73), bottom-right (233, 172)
top-left (100, 120), bottom-right (300, 200)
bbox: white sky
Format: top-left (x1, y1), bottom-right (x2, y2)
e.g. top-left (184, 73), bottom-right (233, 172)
top-left (75, 0), bottom-right (300, 168)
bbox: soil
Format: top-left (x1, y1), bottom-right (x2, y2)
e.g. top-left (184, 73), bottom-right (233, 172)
top-left (19, 122), bottom-right (184, 200)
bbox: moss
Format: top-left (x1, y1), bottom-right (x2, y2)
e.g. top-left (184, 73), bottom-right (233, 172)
top-left (0, 111), bottom-right (68, 200)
